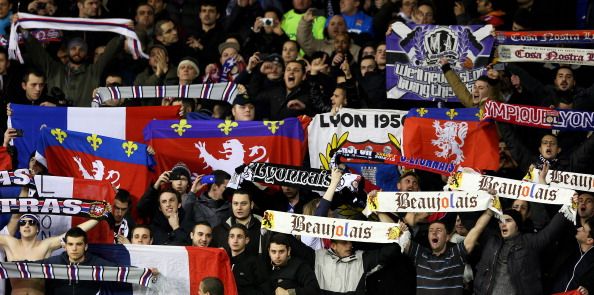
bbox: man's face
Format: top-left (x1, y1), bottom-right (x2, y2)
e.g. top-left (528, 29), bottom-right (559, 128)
top-left (22, 74), bottom-right (45, 101)
top-left (199, 5), bottom-right (219, 26)
top-left (400, 0), bottom-right (417, 17)
top-left (105, 75), bottom-right (122, 87)
top-left (578, 194), bottom-right (594, 219)
top-left (331, 88), bottom-right (346, 107)
top-left (0, 0), bottom-right (11, 19)
top-left (158, 192), bottom-right (180, 218)
top-left (360, 58), bottom-right (376, 76)
top-left (375, 44), bottom-right (386, 66)
top-left (428, 223), bottom-right (449, 253)
top-left (131, 228), bottom-right (152, 245)
top-left (327, 16), bottom-right (347, 39)
top-left (576, 223), bottom-right (592, 244)
top-left (191, 224), bottom-right (213, 247)
top-left (538, 135), bottom-right (561, 160)
top-left (282, 42), bottom-right (299, 64)
top-left (69, 45), bottom-right (87, 65)
top-left (269, 243), bottom-right (290, 266)
top-left (112, 199), bottom-right (129, 223)
top-left (284, 62), bottom-right (304, 90)
top-left (499, 214), bottom-right (519, 239)
top-left (554, 68), bottom-right (576, 91)
top-left (157, 21), bottom-right (179, 45)
top-left (339, 0), bottom-right (359, 15)
top-left (210, 179), bottom-right (229, 199)
top-left (148, 0), bottom-right (165, 13)
top-left (19, 218), bottom-right (39, 238)
top-left (135, 5), bottom-right (155, 28)
top-left (333, 34), bottom-right (349, 54)
top-left (282, 186), bottom-right (299, 199)
top-left (232, 193), bottom-right (253, 220)
top-left (455, 215), bottom-right (468, 236)
top-left (416, 4), bottom-right (434, 24)
top-left (149, 47), bottom-right (168, 68)
top-left (362, 46), bottom-right (375, 57)
top-left (78, 0), bottom-right (100, 18)
top-left (263, 11), bottom-right (280, 34)
top-left (512, 200), bottom-right (529, 221)
top-left (232, 103), bottom-right (255, 121)
top-left (220, 47), bottom-right (238, 65)
top-left (472, 80), bottom-right (491, 104)
top-left (292, 0), bottom-right (312, 10)
top-left (171, 175), bottom-right (189, 194)
top-left (228, 228), bottom-right (249, 253)
top-left (397, 175), bottom-right (419, 192)
top-left (65, 236), bottom-right (86, 263)
top-left (331, 240), bottom-right (353, 258)
top-left (57, 48), bottom-right (68, 65)
top-left (0, 53), bottom-right (8, 75)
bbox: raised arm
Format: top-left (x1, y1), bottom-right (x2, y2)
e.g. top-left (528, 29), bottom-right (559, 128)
top-left (45, 219), bottom-right (99, 250)
top-left (463, 209), bottom-right (494, 254)
top-left (314, 168), bottom-right (343, 217)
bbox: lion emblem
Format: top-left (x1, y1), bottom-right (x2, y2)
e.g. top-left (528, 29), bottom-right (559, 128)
top-left (387, 226), bottom-right (401, 240)
top-left (262, 211), bottom-right (274, 229)
top-left (431, 121), bottom-right (468, 165)
top-left (367, 193), bottom-right (379, 211)
top-left (73, 157), bottom-right (121, 188)
top-left (195, 139), bottom-right (268, 175)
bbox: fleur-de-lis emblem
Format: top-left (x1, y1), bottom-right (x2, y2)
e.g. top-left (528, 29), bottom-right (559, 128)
top-left (263, 120), bottom-right (284, 134)
top-left (171, 119), bottom-right (192, 136)
top-left (416, 108), bottom-right (428, 117)
top-left (51, 128), bottom-right (67, 144)
top-left (217, 120), bottom-right (238, 135)
top-left (122, 141), bottom-right (138, 157)
top-left (86, 134), bottom-right (102, 151)
top-left (475, 109), bottom-right (485, 120)
top-left (446, 109), bottom-right (458, 120)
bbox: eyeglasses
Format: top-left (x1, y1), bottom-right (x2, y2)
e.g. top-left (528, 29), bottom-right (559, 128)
top-left (19, 219), bottom-right (38, 226)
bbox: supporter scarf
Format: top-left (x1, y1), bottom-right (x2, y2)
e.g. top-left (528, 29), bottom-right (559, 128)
top-left (449, 171), bottom-right (575, 205)
top-left (536, 154), bottom-right (559, 170)
top-left (0, 261), bottom-right (155, 287)
top-left (261, 210), bottom-right (404, 243)
top-left (230, 162), bottom-right (361, 192)
top-left (9, 13), bottom-right (148, 63)
top-left (370, 191), bottom-right (493, 213)
top-left (496, 45), bottom-right (594, 66)
top-left (0, 29), bottom-right (61, 46)
top-left (0, 197), bottom-right (111, 220)
top-left (524, 166), bottom-right (594, 192)
top-left (92, 83), bottom-right (238, 107)
top-left (482, 100), bottom-right (594, 131)
top-left (495, 30), bottom-right (594, 45)
top-left (331, 147), bottom-right (457, 175)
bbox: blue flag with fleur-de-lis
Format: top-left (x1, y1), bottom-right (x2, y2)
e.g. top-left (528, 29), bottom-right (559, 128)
top-left (34, 127), bottom-right (154, 203)
top-left (403, 107), bottom-right (500, 171)
top-left (144, 118), bottom-right (305, 177)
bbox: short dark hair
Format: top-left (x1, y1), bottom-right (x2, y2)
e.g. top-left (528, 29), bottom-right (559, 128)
top-left (229, 223), bottom-right (249, 237)
top-left (284, 40), bottom-right (301, 52)
top-left (172, 98), bottom-right (196, 112)
top-left (200, 277), bottom-right (224, 295)
top-left (585, 218), bottom-right (594, 239)
top-left (65, 227), bottom-right (88, 244)
top-left (269, 234), bottom-right (291, 249)
top-left (22, 69), bottom-right (45, 83)
top-left (232, 189), bottom-right (252, 202)
top-left (199, 0), bottom-right (219, 12)
top-left (263, 7), bottom-right (282, 20)
top-left (160, 188), bottom-right (182, 203)
top-left (132, 224), bottom-right (153, 238)
top-left (115, 189), bottom-right (132, 206)
top-left (136, 2), bottom-right (154, 14)
top-left (154, 19), bottom-right (174, 37)
top-left (193, 221), bottom-right (212, 232)
top-left (213, 170), bottom-right (231, 186)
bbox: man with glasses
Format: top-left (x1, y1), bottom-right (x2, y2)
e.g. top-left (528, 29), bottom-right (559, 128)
top-left (0, 213), bottom-right (100, 295)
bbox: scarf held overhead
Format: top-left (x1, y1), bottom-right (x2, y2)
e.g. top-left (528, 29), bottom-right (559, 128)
top-left (523, 166), bottom-right (594, 192)
top-left (369, 191), bottom-right (493, 212)
top-left (9, 13), bottom-right (148, 63)
top-left (0, 197), bottom-right (111, 220)
top-left (262, 210), bottom-right (404, 243)
top-left (495, 30), bottom-right (594, 45)
top-left (497, 45), bottom-right (594, 66)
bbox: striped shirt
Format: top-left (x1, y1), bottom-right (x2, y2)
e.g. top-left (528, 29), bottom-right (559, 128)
top-left (408, 241), bottom-right (467, 295)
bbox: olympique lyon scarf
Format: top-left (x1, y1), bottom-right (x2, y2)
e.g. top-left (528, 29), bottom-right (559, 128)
top-left (495, 30), bottom-right (594, 45)
top-left (0, 261), bottom-right (155, 287)
top-left (331, 147), bottom-right (457, 175)
top-left (261, 210), bottom-right (404, 243)
top-left (92, 83), bottom-right (238, 107)
top-left (1, 198), bottom-right (111, 220)
top-left (369, 191), bottom-right (493, 213)
top-left (229, 162), bottom-right (361, 192)
top-left (449, 171), bottom-right (576, 205)
top-left (496, 45), bottom-right (594, 66)
top-left (523, 166), bottom-right (594, 192)
top-left (9, 13), bottom-right (148, 63)
top-left (482, 100), bottom-right (594, 131)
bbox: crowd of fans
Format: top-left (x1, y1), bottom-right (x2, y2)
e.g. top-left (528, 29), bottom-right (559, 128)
top-left (0, 0), bottom-right (594, 294)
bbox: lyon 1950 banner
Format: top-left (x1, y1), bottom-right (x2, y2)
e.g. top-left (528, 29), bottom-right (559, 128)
top-left (386, 22), bottom-right (494, 102)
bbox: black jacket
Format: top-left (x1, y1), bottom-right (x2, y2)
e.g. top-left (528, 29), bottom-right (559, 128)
top-left (212, 215), bottom-right (262, 255)
top-left (474, 212), bottom-right (569, 295)
top-left (255, 79), bottom-right (321, 120)
top-left (231, 251), bottom-right (267, 295)
top-left (262, 257), bottom-right (320, 295)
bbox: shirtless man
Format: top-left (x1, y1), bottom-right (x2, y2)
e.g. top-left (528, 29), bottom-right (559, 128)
top-left (0, 213), bottom-right (100, 294)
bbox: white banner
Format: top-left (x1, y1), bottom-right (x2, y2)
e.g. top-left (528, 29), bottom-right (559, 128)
top-left (524, 166), bottom-right (594, 192)
top-left (450, 172), bottom-right (575, 205)
top-left (497, 45), bottom-right (594, 66)
top-left (261, 210), bottom-right (403, 243)
top-left (371, 191), bottom-right (493, 212)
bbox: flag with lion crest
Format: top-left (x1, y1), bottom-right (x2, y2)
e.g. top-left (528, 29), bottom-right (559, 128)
top-left (308, 108), bottom-right (407, 191)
